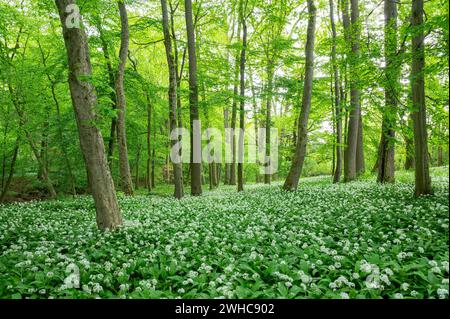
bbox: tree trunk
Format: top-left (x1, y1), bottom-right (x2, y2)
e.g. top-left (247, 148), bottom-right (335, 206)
top-left (377, 0), bottom-right (398, 183)
top-left (55, 0), bottom-right (122, 230)
top-left (8, 84), bottom-right (57, 198)
top-left (185, 0), bottom-right (202, 196)
top-left (249, 69), bottom-right (260, 183)
top-left (152, 127), bottom-right (156, 189)
top-left (37, 41), bottom-right (77, 195)
top-left (223, 106), bottom-right (230, 184)
top-left (169, 1), bottom-right (185, 195)
top-left (37, 114), bottom-right (49, 181)
top-left (237, 8), bottom-right (247, 193)
top-left (96, 20), bottom-right (117, 170)
top-left (343, 0), bottom-right (361, 182)
top-left (161, 0), bottom-right (184, 199)
top-left (146, 92), bottom-right (152, 191)
top-left (356, 112), bottom-right (365, 175)
top-left (404, 114), bottom-right (415, 169)
top-left (283, 0), bottom-right (316, 191)
top-left (0, 138), bottom-right (19, 203)
top-left (330, 0), bottom-right (342, 184)
top-left (115, 1), bottom-right (134, 195)
top-left (135, 143), bottom-right (141, 189)
top-left (264, 61), bottom-right (274, 184)
top-left (437, 145), bottom-right (443, 166)
top-left (201, 82), bottom-right (216, 190)
top-left (411, 0), bottom-right (432, 196)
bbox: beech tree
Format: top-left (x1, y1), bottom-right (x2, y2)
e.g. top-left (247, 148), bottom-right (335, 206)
top-left (185, 0), bottom-right (202, 196)
top-left (55, 0), bottom-right (122, 230)
top-left (411, 0), bottom-right (432, 196)
top-left (283, 0), bottom-right (316, 191)
top-left (115, 0), bottom-right (134, 195)
top-left (161, 0), bottom-right (184, 199)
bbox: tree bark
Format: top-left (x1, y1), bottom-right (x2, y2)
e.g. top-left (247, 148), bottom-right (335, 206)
top-left (55, 0), bottom-right (122, 230)
top-left (404, 114), bottom-right (415, 169)
top-left (115, 1), bottom-right (134, 195)
top-left (356, 112), bottom-right (365, 175)
top-left (96, 20), bottom-right (117, 170)
top-left (135, 143), bottom-right (141, 189)
top-left (185, 0), bottom-right (202, 196)
top-left (230, 36), bottom-right (241, 186)
top-left (330, 0), bottom-right (342, 184)
top-left (343, 0), bottom-right (361, 182)
top-left (377, 0), bottom-right (398, 183)
top-left (283, 0), bottom-right (316, 191)
top-left (169, 1), bottom-right (185, 195)
top-left (237, 5), bottom-right (247, 192)
top-left (249, 68), bottom-right (260, 183)
top-left (161, 0), bottom-right (184, 199)
top-left (223, 106), bottom-right (231, 184)
top-left (0, 138), bottom-right (19, 203)
top-left (146, 92), bottom-right (152, 191)
top-left (411, 0), bottom-right (432, 196)
top-left (264, 61), bottom-right (274, 184)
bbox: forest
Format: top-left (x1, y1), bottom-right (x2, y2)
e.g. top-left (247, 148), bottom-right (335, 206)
top-left (0, 0), bottom-right (448, 300)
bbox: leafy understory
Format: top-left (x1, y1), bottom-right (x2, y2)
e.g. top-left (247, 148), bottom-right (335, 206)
top-left (0, 168), bottom-right (448, 299)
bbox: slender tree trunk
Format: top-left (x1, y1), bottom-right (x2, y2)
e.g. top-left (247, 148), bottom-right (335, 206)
top-left (185, 0), bottom-right (202, 196)
top-left (249, 70), bottom-right (260, 183)
top-left (37, 41), bottom-right (76, 195)
top-left (37, 113), bottom-right (49, 181)
top-left (264, 61), bottom-right (274, 184)
top-left (96, 21), bottom-right (118, 169)
top-left (55, 0), bottom-right (122, 230)
top-left (0, 138), bottom-right (19, 203)
top-left (224, 106), bottom-right (230, 184)
top-left (230, 76), bottom-right (240, 185)
top-left (152, 126), bottom-right (156, 189)
top-left (1, 117), bottom-right (9, 191)
top-left (135, 143), bottom-right (141, 189)
top-left (115, 1), bottom-right (134, 195)
top-left (378, 0), bottom-right (398, 183)
top-left (230, 20), bottom-right (241, 187)
top-left (437, 145), bottom-right (443, 166)
top-left (8, 84), bottom-right (57, 198)
top-left (343, 0), bottom-right (361, 182)
top-left (161, 0), bottom-right (184, 199)
top-left (356, 112), bottom-right (365, 175)
top-left (411, 0), bottom-right (432, 196)
top-left (237, 10), bottom-right (247, 192)
top-left (169, 1), bottom-right (185, 195)
top-left (404, 114), bottom-right (415, 169)
top-left (283, 0), bottom-right (317, 191)
top-left (201, 82), bottom-right (216, 190)
top-left (330, 0), bottom-right (342, 183)
top-left (146, 92), bottom-right (152, 191)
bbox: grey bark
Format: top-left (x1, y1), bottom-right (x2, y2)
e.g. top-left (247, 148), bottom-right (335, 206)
top-left (330, 0), bottom-right (342, 183)
top-left (411, 0), bottom-right (432, 196)
top-left (185, 0), bottom-right (202, 196)
top-left (283, 0), bottom-right (316, 191)
top-left (343, 0), bottom-right (361, 182)
top-left (237, 6), bottom-right (247, 192)
top-left (115, 1), bottom-right (134, 195)
top-left (377, 0), bottom-right (398, 183)
top-left (161, 0), bottom-right (184, 199)
top-left (55, 0), bottom-right (122, 230)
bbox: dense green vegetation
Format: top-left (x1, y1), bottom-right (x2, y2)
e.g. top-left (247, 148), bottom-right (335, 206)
top-left (0, 167), bottom-right (448, 299)
top-left (0, 0), bottom-right (448, 300)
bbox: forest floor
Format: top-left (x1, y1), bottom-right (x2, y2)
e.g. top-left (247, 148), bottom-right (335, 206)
top-left (0, 167), bottom-right (448, 299)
